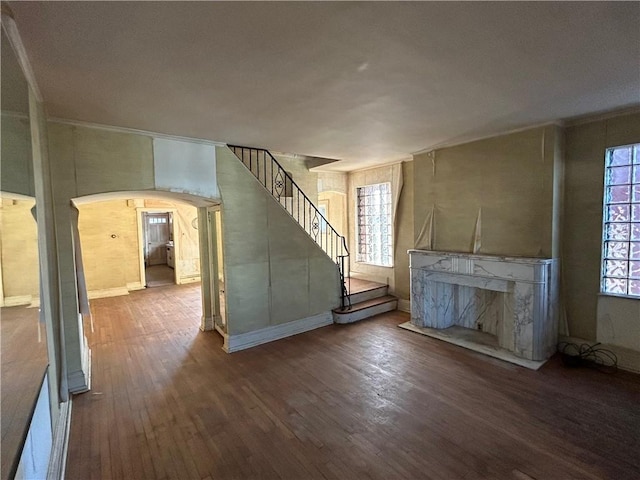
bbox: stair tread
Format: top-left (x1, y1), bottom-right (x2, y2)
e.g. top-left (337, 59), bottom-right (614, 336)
top-left (346, 278), bottom-right (387, 294)
top-left (333, 295), bottom-right (397, 314)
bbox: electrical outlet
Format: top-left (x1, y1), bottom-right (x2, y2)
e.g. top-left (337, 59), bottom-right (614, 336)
top-left (477, 323), bottom-right (483, 331)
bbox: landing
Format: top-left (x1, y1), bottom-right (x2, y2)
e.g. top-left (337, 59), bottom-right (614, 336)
top-left (346, 277), bottom-right (387, 294)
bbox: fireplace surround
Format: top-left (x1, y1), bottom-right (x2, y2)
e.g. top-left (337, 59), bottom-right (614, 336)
top-left (408, 250), bottom-right (559, 362)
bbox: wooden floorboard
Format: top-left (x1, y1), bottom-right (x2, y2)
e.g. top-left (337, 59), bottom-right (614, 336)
top-left (66, 283), bottom-right (640, 480)
top-left (1, 305), bottom-right (48, 480)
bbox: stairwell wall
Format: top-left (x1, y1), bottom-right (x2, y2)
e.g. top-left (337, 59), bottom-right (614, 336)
top-left (216, 146), bottom-right (340, 336)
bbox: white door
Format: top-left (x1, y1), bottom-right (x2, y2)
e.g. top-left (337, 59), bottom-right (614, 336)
top-left (144, 213), bottom-right (170, 266)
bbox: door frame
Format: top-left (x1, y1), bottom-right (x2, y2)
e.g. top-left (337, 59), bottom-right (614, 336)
top-left (136, 208), bottom-right (179, 287)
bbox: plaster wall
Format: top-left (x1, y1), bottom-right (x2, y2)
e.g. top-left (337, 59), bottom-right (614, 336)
top-left (318, 191), bottom-right (347, 238)
top-left (1, 114), bottom-right (33, 197)
top-left (318, 171), bottom-right (348, 195)
top-left (412, 125), bottom-right (562, 258)
top-left (77, 199), bottom-right (200, 293)
top-left (153, 138), bottom-right (218, 199)
top-left (0, 198), bottom-right (39, 301)
top-left (564, 111), bottom-right (640, 347)
top-left (217, 146), bottom-right (340, 336)
top-left (274, 153), bottom-right (318, 204)
top-left (77, 200), bottom-right (140, 292)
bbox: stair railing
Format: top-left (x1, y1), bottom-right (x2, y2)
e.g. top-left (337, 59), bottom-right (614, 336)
top-left (228, 145), bottom-right (351, 309)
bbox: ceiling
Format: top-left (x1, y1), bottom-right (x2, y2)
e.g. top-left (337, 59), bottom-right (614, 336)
top-left (9, 1), bottom-right (640, 171)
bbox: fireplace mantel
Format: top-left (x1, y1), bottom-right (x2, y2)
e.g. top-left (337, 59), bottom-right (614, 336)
top-left (408, 250), bottom-right (559, 362)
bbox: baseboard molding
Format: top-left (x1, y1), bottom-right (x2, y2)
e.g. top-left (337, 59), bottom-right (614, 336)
top-left (47, 399), bottom-right (71, 480)
top-left (88, 287), bottom-right (129, 299)
top-left (559, 335), bottom-right (640, 373)
top-left (3, 294), bottom-right (34, 307)
top-left (223, 312), bottom-right (333, 353)
top-left (398, 298), bottom-right (411, 313)
top-left (126, 281), bottom-right (145, 291)
top-left (178, 275), bottom-right (201, 285)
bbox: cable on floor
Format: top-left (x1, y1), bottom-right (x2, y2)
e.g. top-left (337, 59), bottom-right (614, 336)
top-left (557, 341), bottom-right (618, 373)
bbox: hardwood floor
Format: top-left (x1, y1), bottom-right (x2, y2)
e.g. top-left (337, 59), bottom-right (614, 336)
top-left (1, 306), bottom-right (48, 480)
top-left (66, 284), bottom-right (640, 480)
top-left (145, 265), bottom-right (175, 288)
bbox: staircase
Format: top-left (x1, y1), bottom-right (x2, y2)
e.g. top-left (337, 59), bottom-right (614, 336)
top-left (228, 145), bottom-right (351, 309)
top-left (227, 145), bottom-right (398, 323)
top-left (333, 278), bottom-right (398, 324)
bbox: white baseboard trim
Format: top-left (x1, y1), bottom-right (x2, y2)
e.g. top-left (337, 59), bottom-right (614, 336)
top-left (126, 281), bottom-right (145, 291)
top-left (47, 399), bottom-right (72, 480)
top-left (559, 335), bottom-right (640, 373)
top-left (3, 294), bottom-right (34, 307)
top-left (88, 287), bottom-right (129, 299)
top-left (398, 299), bottom-right (411, 313)
top-left (178, 275), bottom-right (201, 285)
top-left (222, 312), bottom-right (333, 353)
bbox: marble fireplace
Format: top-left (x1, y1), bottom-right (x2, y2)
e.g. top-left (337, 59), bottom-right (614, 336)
top-left (407, 250), bottom-right (559, 362)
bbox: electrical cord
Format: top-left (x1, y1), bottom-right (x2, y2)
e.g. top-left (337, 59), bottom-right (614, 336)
top-left (557, 341), bottom-right (618, 373)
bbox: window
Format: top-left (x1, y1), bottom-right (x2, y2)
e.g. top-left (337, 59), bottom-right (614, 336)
top-left (601, 143), bottom-right (640, 297)
top-left (357, 182), bottom-right (392, 266)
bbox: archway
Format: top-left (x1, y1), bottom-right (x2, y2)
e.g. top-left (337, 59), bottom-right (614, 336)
top-left (72, 190), bottom-right (224, 333)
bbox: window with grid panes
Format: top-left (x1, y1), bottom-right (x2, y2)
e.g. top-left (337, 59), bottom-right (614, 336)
top-left (602, 143), bottom-right (640, 297)
top-left (356, 183), bottom-right (393, 266)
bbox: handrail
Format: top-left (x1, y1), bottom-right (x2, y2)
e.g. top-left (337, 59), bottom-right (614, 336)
top-left (228, 145), bottom-right (351, 309)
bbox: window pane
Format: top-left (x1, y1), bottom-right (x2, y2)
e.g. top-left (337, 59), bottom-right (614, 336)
top-left (602, 144), bottom-right (640, 298)
top-left (630, 280), bottom-right (640, 296)
top-left (608, 147), bottom-right (632, 166)
top-left (606, 185), bottom-right (631, 203)
top-left (605, 223), bottom-right (630, 241)
top-left (605, 242), bottom-right (628, 259)
top-left (356, 183), bottom-right (393, 266)
top-left (604, 278), bottom-right (627, 294)
top-left (607, 204), bottom-right (629, 222)
top-left (604, 260), bottom-right (627, 278)
top-left (607, 166), bottom-right (631, 185)
top-left (630, 261), bottom-right (640, 279)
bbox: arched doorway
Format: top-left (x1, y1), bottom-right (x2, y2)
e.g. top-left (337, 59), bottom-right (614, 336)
top-left (72, 190), bottom-right (225, 333)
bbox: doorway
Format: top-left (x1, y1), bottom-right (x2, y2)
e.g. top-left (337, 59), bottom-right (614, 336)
top-left (142, 212), bottom-right (174, 287)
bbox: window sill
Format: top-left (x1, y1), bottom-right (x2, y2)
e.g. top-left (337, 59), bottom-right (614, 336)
top-left (598, 292), bottom-right (640, 301)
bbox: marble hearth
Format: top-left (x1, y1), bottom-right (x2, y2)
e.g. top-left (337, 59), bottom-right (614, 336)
top-left (407, 250), bottom-right (559, 363)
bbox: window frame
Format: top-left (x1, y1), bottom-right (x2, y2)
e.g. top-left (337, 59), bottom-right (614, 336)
top-left (355, 182), bottom-right (393, 267)
top-left (600, 143), bottom-right (640, 299)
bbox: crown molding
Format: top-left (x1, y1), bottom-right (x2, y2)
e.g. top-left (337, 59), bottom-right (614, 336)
top-left (411, 121), bottom-right (563, 157)
top-left (48, 118), bottom-right (227, 147)
top-left (563, 104), bottom-right (640, 127)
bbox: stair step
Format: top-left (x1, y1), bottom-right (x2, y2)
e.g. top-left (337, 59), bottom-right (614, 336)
top-left (348, 285), bottom-right (389, 304)
top-left (333, 295), bottom-right (398, 324)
